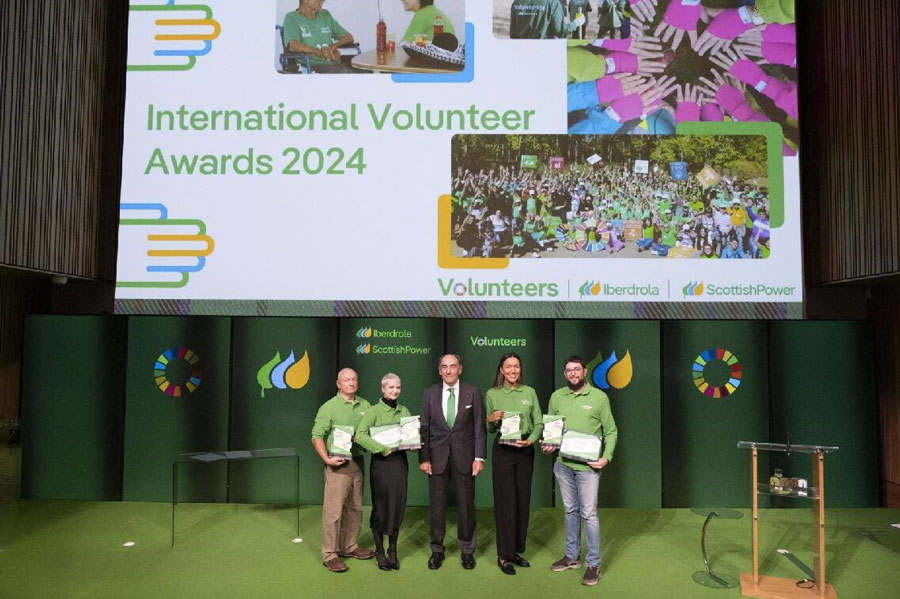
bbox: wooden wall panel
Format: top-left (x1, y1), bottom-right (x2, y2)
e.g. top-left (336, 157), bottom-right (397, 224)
top-left (0, 0), bottom-right (125, 280)
top-left (799, 0), bottom-right (900, 284)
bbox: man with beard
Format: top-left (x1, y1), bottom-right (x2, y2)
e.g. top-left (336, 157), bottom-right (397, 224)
top-left (542, 356), bottom-right (618, 587)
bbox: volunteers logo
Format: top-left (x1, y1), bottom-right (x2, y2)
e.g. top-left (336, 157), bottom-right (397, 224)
top-left (683, 281), bottom-right (704, 296)
top-left (692, 348), bottom-right (742, 398)
top-left (470, 336), bottom-right (527, 348)
top-left (117, 203), bottom-right (214, 289)
top-left (586, 349), bottom-right (633, 390)
top-left (256, 350), bottom-right (310, 398)
top-left (127, 1), bottom-right (222, 72)
top-left (154, 346), bottom-right (202, 396)
top-left (437, 277), bottom-right (559, 298)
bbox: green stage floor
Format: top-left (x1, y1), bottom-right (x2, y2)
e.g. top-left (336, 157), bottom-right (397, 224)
top-left (1, 501), bottom-right (899, 598)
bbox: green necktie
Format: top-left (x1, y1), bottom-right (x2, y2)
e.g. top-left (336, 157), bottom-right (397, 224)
top-left (446, 387), bottom-right (456, 428)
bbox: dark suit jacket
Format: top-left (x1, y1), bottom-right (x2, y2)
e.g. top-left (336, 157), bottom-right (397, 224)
top-left (419, 381), bottom-right (486, 475)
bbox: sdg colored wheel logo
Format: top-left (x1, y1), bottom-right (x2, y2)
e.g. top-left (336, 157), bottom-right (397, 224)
top-left (692, 348), bottom-right (741, 398)
top-left (154, 346), bottom-right (202, 396)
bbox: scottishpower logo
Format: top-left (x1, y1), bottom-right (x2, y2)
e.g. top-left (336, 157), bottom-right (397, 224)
top-left (683, 281), bottom-right (705, 296)
top-left (256, 350), bottom-right (310, 398)
top-left (586, 349), bottom-right (633, 390)
top-left (357, 344), bottom-right (372, 354)
top-left (470, 336), bottom-right (527, 348)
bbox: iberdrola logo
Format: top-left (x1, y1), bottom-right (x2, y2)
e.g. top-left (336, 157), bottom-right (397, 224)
top-left (585, 349), bottom-right (633, 390)
top-left (579, 281), bottom-right (602, 297)
top-left (683, 281), bottom-right (704, 296)
top-left (357, 327), bottom-right (373, 338)
top-left (357, 344), bottom-right (371, 355)
top-left (256, 350), bottom-right (310, 398)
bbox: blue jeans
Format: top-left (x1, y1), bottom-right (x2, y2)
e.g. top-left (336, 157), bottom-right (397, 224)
top-left (553, 461), bottom-right (602, 567)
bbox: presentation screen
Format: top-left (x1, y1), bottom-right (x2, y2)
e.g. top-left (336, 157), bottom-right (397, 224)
top-left (116, 1), bottom-right (802, 318)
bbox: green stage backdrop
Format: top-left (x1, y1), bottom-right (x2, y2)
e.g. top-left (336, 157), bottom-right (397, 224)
top-left (338, 318), bottom-right (444, 507)
top-left (20, 316), bottom-right (127, 500)
top-left (122, 317), bottom-right (231, 502)
top-left (553, 320), bottom-right (662, 508)
top-left (447, 319), bottom-right (555, 508)
top-left (229, 317), bottom-right (337, 504)
top-left (661, 321), bottom-right (770, 508)
top-left (19, 317), bottom-right (880, 510)
top-left (769, 321), bottom-right (879, 508)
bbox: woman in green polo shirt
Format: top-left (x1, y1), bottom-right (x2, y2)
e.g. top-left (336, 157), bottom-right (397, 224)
top-left (355, 373), bottom-right (412, 571)
top-left (401, 0), bottom-right (456, 44)
top-left (485, 353), bottom-right (543, 575)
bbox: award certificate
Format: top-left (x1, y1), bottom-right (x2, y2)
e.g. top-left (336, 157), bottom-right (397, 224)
top-left (499, 411), bottom-right (522, 444)
top-left (541, 415), bottom-right (565, 446)
top-left (399, 416), bottom-right (421, 450)
top-left (369, 424), bottom-right (401, 450)
top-left (559, 429), bottom-right (603, 463)
top-left (328, 425), bottom-right (354, 459)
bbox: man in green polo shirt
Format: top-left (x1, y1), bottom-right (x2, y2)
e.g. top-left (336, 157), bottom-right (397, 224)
top-left (311, 368), bottom-right (375, 572)
top-left (542, 355), bottom-right (617, 587)
top-left (510, 0), bottom-right (585, 39)
top-left (282, 0), bottom-right (357, 73)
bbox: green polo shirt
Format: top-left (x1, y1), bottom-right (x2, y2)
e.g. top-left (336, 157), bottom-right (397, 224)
top-left (402, 5), bottom-right (455, 43)
top-left (548, 384), bottom-right (617, 471)
top-left (282, 9), bottom-right (349, 65)
top-left (484, 384), bottom-right (544, 444)
top-left (311, 393), bottom-right (371, 458)
top-left (355, 399), bottom-right (412, 455)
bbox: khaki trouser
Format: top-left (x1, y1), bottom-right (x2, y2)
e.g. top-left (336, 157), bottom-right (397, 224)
top-left (321, 456), bottom-right (364, 562)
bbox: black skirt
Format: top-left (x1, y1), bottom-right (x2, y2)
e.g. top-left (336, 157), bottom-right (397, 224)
top-left (369, 451), bottom-right (408, 535)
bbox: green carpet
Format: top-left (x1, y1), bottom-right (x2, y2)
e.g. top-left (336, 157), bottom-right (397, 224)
top-left (1, 500), bottom-right (899, 598)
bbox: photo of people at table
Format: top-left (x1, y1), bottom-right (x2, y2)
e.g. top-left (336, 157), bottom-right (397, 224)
top-left (275, 0), bottom-right (465, 74)
top-left (450, 134), bottom-right (771, 259)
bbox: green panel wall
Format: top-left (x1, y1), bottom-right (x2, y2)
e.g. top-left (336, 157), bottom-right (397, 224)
top-left (229, 318), bottom-right (337, 504)
top-left (553, 321), bottom-right (662, 508)
top-left (447, 319), bottom-right (555, 508)
top-left (20, 316), bottom-right (126, 500)
top-left (122, 317), bottom-right (231, 502)
top-left (769, 321), bottom-right (879, 507)
top-left (662, 321), bottom-right (770, 508)
top-left (338, 318), bottom-right (444, 507)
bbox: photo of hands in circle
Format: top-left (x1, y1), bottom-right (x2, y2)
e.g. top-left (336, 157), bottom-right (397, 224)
top-left (493, 1), bottom-right (797, 153)
top-left (565, 0), bottom-right (797, 153)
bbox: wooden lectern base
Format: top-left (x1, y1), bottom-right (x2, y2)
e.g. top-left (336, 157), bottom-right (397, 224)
top-left (740, 573), bottom-right (837, 599)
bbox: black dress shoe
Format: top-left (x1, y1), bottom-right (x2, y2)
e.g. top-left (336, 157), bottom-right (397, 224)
top-left (497, 558), bottom-right (516, 576)
top-left (375, 551), bottom-right (391, 571)
top-left (461, 553), bottom-right (476, 570)
top-left (510, 555), bottom-right (530, 568)
top-left (388, 549), bottom-right (400, 570)
top-left (428, 551), bottom-right (445, 570)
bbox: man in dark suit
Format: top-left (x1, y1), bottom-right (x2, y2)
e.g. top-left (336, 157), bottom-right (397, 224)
top-left (419, 353), bottom-right (487, 570)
